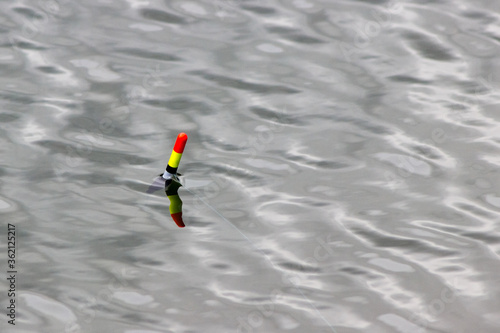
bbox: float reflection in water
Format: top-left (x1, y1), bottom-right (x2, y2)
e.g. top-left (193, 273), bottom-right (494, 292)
top-left (147, 133), bottom-right (188, 228)
top-left (165, 177), bottom-right (184, 228)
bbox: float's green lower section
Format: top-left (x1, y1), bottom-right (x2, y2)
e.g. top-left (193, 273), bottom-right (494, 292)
top-left (168, 194), bottom-right (182, 214)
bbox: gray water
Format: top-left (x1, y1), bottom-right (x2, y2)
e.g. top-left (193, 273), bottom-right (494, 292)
top-left (1, 0), bottom-right (500, 332)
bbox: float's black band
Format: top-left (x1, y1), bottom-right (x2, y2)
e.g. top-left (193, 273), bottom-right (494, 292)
top-left (165, 179), bottom-right (181, 196)
top-left (166, 165), bottom-right (177, 174)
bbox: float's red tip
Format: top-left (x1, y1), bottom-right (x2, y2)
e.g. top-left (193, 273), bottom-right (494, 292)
top-left (171, 212), bottom-right (185, 228)
top-left (173, 133), bottom-right (188, 154)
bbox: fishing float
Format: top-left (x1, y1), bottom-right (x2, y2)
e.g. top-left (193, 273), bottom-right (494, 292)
top-left (162, 132), bottom-right (188, 228)
top-left (162, 132), bottom-right (188, 180)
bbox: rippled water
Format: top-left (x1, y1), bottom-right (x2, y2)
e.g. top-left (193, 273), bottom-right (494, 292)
top-left (1, 0), bottom-right (500, 332)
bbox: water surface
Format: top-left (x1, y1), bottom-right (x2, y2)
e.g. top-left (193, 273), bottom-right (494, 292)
top-left (1, 0), bottom-right (500, 332)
